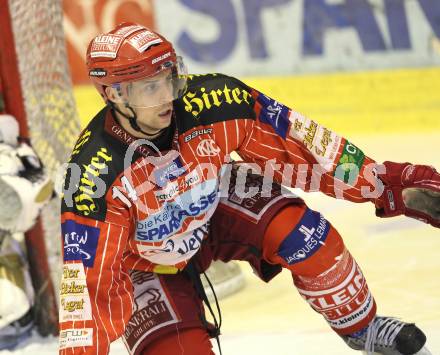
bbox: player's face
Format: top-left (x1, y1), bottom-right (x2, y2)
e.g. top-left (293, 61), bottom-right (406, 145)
top-left (128, 70), bottom-right (174, 133)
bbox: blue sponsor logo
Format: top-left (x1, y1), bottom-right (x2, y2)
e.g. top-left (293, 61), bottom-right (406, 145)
top-left (278, 209), bottom-right (330, 265)
top-left (154, 157), bottom-right (187, 187)
top-left (62, 220), bottom-right (100, 267)
top-left (136, 179), bottom-right (218, 242)
top-left (257, 94), bottom-right (290, 139)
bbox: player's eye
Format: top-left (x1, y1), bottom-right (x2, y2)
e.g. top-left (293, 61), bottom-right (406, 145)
top-left (143, 82), bottom-right (158, 94)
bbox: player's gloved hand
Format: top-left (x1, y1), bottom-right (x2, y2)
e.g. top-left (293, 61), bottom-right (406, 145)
top-left (0, 141), bottom-right (53, 232)
top-left (375, 161), bottom-right (440, 228)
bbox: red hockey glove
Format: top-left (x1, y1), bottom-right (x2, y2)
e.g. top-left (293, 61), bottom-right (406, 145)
top-left (375, 161), bottom-right (440, 228)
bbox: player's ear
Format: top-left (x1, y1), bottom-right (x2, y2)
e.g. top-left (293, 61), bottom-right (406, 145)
top-left (105, 84), bottom-right (127, 105)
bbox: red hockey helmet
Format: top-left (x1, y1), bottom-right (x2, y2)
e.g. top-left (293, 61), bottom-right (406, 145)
top-left (86, 22), bottom-right (187, 108)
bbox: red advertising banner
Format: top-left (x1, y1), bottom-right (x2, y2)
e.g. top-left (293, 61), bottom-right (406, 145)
top-left (63, 0), bottom-right (155, 85)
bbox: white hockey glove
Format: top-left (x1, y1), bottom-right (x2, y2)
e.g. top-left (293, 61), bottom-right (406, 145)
top-left (0, 114), bottom-right (19, 146)
top-left (0, 141), bottom-right (53, 232)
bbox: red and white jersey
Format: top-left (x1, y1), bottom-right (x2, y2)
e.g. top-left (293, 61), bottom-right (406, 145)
top-left (59, 73), bottom-right (377, 354)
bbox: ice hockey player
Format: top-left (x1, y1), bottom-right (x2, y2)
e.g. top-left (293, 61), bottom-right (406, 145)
top-left (59, 22), bottom-right (439, 355)
top-left (0, 114), bottom-right (53, 350)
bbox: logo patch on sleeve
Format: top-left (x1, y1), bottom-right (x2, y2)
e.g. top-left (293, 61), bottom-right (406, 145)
top-left (278, 209), bottom-right (330, 265)
top-left (257, 94), bottom-right (290, 139)
top-left (333, 140), bottom-right (365, 185)
top-left (59, 328), bottom-right (93, 349)
top-left (60, 263), bottom-right (92, 322)
top-left (62, 220), bottom-right (100, 267)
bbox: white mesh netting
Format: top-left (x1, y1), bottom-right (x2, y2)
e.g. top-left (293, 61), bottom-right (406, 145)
top-left (7, 0), bottom-right (81, 293)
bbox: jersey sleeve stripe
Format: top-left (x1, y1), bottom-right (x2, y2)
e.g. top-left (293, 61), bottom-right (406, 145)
top-left (94, 223), bottom-right (113, 350)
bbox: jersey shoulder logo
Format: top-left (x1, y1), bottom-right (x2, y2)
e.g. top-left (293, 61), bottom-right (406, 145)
top-left (196, 139), bottom-right (220, 157)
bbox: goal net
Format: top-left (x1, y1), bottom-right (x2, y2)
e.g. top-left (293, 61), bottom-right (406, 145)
top-left (0, 0), bottom-right (81, 335)
top-left (1, 0), bottom-right (81, 175)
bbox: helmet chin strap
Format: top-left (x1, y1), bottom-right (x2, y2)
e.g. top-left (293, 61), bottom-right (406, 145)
top-left (110, 102), bottom-right (166, 138)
